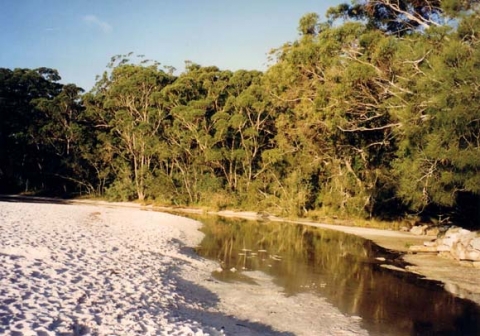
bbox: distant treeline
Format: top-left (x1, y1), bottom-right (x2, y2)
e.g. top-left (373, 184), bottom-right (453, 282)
top-left (1, 1), bottom-right (479, 227)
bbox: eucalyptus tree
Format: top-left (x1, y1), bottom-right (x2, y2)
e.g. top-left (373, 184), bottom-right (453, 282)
top-left (392, 15), bottom-right (480, 225)
top-left (263, 30), bottom-right (337, 215)
top-left (263, 2), bottom-right (480, 222)
top-left (212, 70), bottom-right (275, 199)
top-left (265, 14), bottom-right (407, 216)
top-left (161, 63), bottom-right (232, 204)
top-left (322, 1), bottom-right (480, 224)
top-left (84, 55), bottom-right (174, 201)
top-left (323, 25), bottom-right (409, 217)
top-left (325, 2), bottom-right (480, 223)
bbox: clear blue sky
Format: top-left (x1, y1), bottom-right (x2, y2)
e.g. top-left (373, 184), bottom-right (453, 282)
top-left (0, 0), bottom-right (343, 91)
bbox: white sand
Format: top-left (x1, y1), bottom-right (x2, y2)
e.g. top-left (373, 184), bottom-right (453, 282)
top-left (0, 201), bottom-right (367, 335)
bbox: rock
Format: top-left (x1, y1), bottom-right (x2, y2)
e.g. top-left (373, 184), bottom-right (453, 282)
top-left (436, 244), bottom-right (451, 252)
top-left (470, 237), bottom-right (480, 251)
top-left (473, 262), bottom-right (480, 269)
top-left (425, 227), bottom-right (440, 236)
top-left (435, 228), bottom-right (480, 261)
top-left (444, 227), bottom-right (471, 239)
top-left (436, 236), bottom-right (457, 249)
top-left (410, 225), bottom-right (428, 235)
top-left (450, 240), bottom-right (479, 261)
top-left (464, 250), bottom-right (480, 261)
top-left (459, 231), bottom-right (477, 245)
top-left (451, 242), bottom-right (466, 260)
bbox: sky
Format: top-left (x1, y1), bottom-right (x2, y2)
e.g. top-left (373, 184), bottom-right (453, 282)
top-left (0, 0), bottom-right (343, 91)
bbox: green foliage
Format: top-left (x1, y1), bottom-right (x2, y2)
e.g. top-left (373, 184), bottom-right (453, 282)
top-left (391, 17), bottom-right (480, 214)
top-left (327, 1), bottom-right (454, 35)
top-left (298, 13), bottom-right (320, 36)
top-left (84, 54), bottom-right (175, 201)
top-left (105, 171), bottom-right (137, 201)
top-left (0, 68), bottom-right (94, 195)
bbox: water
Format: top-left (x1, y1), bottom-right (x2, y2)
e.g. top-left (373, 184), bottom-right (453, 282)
top-left (190, 215), bottom-right (480, 336)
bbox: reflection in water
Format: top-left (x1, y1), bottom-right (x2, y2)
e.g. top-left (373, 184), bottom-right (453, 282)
top-left (190, 215), bottom-right (480, 336)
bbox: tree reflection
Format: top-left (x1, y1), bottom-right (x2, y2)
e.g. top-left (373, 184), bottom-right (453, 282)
top-left (193, 215), bottom-right (480, 335)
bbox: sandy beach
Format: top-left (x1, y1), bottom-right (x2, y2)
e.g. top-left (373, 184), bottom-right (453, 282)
top-left (0, 200), bottom-right (368, 336)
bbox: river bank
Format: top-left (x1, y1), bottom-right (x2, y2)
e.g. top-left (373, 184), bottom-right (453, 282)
top-left (148, 205), bottom-right (480, 306)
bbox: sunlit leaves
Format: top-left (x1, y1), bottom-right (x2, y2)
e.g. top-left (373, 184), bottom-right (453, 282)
top-left (84, 57), bottom-right (175, 200)
top-left (392, 15), bottom-right (480, 214)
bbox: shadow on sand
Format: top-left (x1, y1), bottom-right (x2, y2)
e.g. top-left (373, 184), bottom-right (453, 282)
top-left (162, 238), bottom-right (294, 335)
top-left (0, 194), bottom-right (71, 204)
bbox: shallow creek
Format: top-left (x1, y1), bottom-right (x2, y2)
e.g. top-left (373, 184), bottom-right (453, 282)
top-left (189, 215), bottom-right (480, 336)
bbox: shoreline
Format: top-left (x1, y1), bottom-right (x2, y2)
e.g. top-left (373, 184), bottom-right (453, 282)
top-left (145, 204), bottom-right (480, 306)
top-left (3, 194), bottom-right (480, 304)
top-left (0, 197), bottom-right (480, 336)
top-left (0, 199), bottom-right (368, 335)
